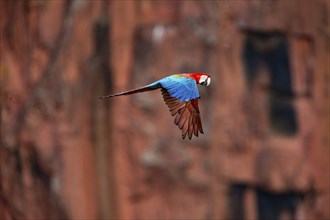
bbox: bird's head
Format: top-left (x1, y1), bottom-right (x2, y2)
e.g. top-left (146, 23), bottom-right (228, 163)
top-left (197, 74), bottom-right (211, 86)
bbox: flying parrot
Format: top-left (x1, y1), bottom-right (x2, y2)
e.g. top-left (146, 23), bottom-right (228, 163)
top-left (100, 73), bottom-right (211, 140)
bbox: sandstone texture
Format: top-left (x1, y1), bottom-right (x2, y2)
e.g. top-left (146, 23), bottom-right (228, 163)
top-left (1, 1), bottom-right (329, 220)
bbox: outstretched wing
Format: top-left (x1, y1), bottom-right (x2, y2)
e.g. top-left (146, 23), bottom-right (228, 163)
top-left (157, 75), bottom-right (200, 102)
top-left (161, 88), bottom-right (204, 140)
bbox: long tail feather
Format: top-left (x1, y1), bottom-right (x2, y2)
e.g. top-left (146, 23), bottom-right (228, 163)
top-left (99, 84), bottom-right (160, 99)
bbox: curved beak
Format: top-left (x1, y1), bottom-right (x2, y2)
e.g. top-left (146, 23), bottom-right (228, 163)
top-left (206, 77), bottom-right (211, 86)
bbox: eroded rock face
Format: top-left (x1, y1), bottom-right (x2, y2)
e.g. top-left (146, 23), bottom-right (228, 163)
top-left (1, 1), bottom-right (329, 220)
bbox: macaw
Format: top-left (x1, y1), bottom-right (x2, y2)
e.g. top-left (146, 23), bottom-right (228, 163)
top-left (100, 73), bottom-right (211, 140)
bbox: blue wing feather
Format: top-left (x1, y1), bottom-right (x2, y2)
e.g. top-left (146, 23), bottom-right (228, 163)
top-left (155, 76), bottom-right (199, 102)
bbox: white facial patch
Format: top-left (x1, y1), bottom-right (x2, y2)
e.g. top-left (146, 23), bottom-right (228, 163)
top-left (199, 75), bottom-right (207, 84)
top-left (199, 75), bottom-right (211, 86)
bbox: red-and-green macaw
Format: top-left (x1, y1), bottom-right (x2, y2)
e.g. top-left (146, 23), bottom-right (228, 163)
top-left (100, 73), bottom-right (211, 140)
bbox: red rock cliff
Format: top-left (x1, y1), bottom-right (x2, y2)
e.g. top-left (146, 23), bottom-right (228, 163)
top-left (1, 1), bottom-right (329, 220)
